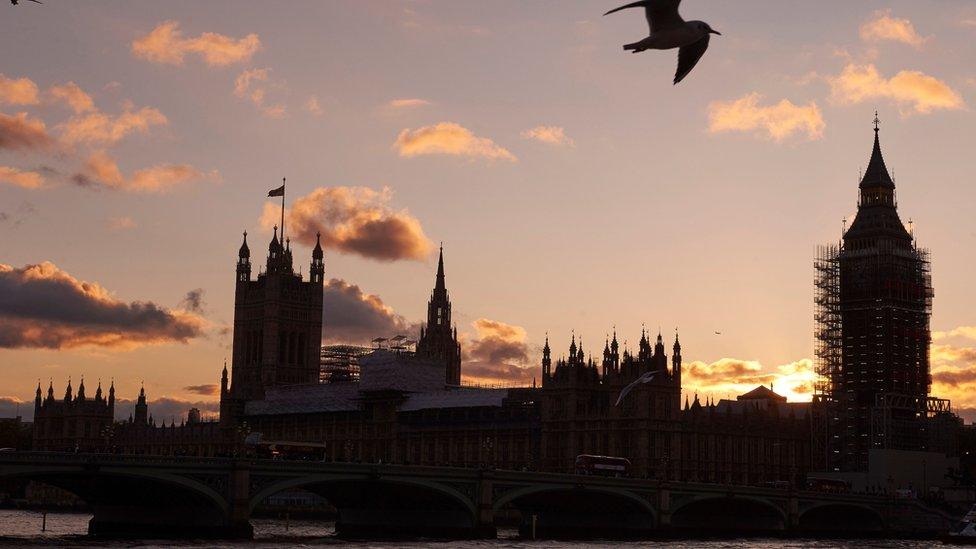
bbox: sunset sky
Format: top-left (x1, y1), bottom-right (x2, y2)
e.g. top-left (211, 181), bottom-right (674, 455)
top-left (2, 1), bottom-right (976, 421)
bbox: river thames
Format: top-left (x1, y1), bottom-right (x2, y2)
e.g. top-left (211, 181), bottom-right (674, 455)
top-left (0, 510), bottom-right (946, 548)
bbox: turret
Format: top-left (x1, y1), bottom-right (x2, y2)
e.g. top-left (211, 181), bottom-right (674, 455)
top-left (46, 380), bottom-right (54, 402)
top-left (76, 377), bottom-right (86, 401)
top-left (64, 378), bottom-right (72, 402)
top-left (34, 381), bottom-right (41, 415)
top-left (310, 232), bottom-right (325, 284)
top-left (672, 331), bottom-right (682, 387)
top-left (95, 380), bottom-right (103, 402)
top-left (221, 360), bottom-right (229, 396)
top-left (108, 380), bottom-right (115, 413)
top-left (542, 334), bottom-right (552, 379)
top-left (134, 384), bottom-right (148, 426)
top-left (237, 231), bottom-right (251, 283)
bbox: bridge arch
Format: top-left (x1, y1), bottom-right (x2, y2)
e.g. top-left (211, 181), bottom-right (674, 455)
top-left (249, 473), bottom-right (480, 538)
top-left (0, 463), bottom-right (237, 537)
top-left (0, 465), bottom-right (229, 514)
top-left (493, 484), bottom-right (656, 517)
top-left (493, 484), bottom-right (656, 539)
top-left (798, 502), bottom-right (885, 533)
top-left (249, 473), bottom-right (477, 517)
top-left (671, 495), bottom-right (787, 532)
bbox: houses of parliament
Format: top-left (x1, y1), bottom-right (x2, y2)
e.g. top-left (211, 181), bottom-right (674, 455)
top-left (29, 123), bottom-right (964, 491)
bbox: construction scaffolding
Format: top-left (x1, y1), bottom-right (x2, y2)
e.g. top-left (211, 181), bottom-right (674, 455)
top-left (814, 244), bottom-right (842, 401)
top-left (813, 244), bottom-right (842, 471)
top-left (814, 237), bottom-right (937, 471)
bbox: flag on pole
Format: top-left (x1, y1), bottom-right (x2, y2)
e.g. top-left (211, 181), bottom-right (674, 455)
top-left (268, 184), bottom-right (285, 197)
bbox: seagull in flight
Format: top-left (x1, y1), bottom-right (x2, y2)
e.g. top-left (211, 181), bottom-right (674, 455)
top-left (614, 369), bottom-right (658, 406)
top-left (604, 0), bottom-right (720, 84)
top-left (11, 0), bottom-right (43, 4)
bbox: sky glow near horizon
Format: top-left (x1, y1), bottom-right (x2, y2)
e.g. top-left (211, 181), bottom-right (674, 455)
top-left (2, 1), bottom-right (976, 421)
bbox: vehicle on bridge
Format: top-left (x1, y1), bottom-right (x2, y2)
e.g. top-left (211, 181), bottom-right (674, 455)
top-left (245, 435), bottom-right (327, 461)
top-left (806, 476), bottom-right (851, 494)
top-left (574, 454), bottom-right (631, 477)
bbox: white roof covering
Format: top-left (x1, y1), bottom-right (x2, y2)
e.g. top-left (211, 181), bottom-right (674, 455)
top-left (244, 382), bottom-right (360, 415)
top-left (359, 350), bottom-right (446, 393)
top-left (244, 351), bottom-right (508, 417)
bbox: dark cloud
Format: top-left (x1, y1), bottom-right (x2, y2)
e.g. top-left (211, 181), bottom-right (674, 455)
top-left (461, 319), bottom-right (536, 385)
top-left (262, 187), bottom-right (432, 262)
top-left (0, 202), bottom-right (36, 229)
top-left (114, 397), bottom-right (220, 423)
top-left (322, 278), bottom-right (419, 345)
top-left (932, 367), bottom-right (976, 387)
top-left (183, 384), bottom-right (219, 396)
top-left (0, 112), bottom-right (54, 151)
top-left (70, 173), bottom-right (97, 189)
top-left (179, 288), bottom-right (206, 314)
top-left (0, 396), bottom-right (29, 419)
top-left (0, 262), bottom-right (205, 349)
top-left (954, 407), bottom-right (976, 425)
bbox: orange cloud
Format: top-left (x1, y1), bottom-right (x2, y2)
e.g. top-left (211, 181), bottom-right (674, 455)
top-left (387, 98), bottom-right (431, 109)
top-left (0, 262), bottom-right (205, 350)
top-left (304, 95), bottom-right (323, 116)
top-left (860, 10), bottom-right (927, 48)
top-left (58, 103), bottom-right (168, 145)
top-left (0, 111), bottom-right (54, 151)
top-left (708, 93), bottom-right (825, 141)
top-left (48, 82), bottom-right (95, 114)
top-left (461, 319), bottom-right (536, 386)
top-left (107, 216), bottom-right (136, 231)
top-left (394, 122), bottom-right (517, 161)
top-left (234, 68), bottom-right (286, 118)
top-left (0, 166), bottom-right (45, 189)
top-left (933, 326), bottom-right (976, 341)
top-left (521, 125), bottom-right (575, 147)
top-left (261, 186), bottom-right (432, 261)
top-left (682, 357), bottom-right (817, 403)
top-left (0, 74), bottom-right (39, 106)
top-left (74, 150), bottom-right (218, 193)
top-left (828, 63), bottom-right (964, 115)
top-left (132, 20), bottom-right (261, 67)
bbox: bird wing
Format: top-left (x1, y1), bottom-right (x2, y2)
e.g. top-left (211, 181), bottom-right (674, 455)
top-left (674, 33), bottom-right (710, 84)
top-left (614, 370), bottom-right (657, 406)
top-left (604, 0), bottom-right (683, 34)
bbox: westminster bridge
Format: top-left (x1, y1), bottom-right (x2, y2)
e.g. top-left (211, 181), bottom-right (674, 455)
top-left (0, 452), bottom-right (957, 539)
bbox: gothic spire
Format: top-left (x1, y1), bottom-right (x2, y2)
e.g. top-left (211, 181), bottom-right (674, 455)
top-left (239, 231), bottom-right (250, 258)
top-left (860, 111), bottom-right (895, 191)
top-left (312, 231), bottom-right (323, 259)
top-left (435, 243), bottom-right (446, 292)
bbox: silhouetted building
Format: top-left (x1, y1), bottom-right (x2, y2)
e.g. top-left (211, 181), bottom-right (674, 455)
top-left (415, 246), bottom-right (462, 385)
top-left (226, 227), bottom-right (325, 405)
top-left (815, 118), bottom-right (948, 473)
top-left (539, 330), bottom-right (809, 484)
top-left (540, 329), bottom-right (683, 477)
top-left (32, 379), bottom-right (114, 452)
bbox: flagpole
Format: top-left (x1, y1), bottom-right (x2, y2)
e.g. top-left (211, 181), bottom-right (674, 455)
top-left (280, 177), bottom-right (285, 244)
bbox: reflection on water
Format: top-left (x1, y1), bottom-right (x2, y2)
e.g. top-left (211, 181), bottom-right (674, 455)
top-left (0, 510), bottom-right (944, 547)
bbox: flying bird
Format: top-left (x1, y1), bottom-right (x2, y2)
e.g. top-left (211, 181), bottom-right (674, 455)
top-left (11, 0), bottom-right (43, 4)
top-left (603, 0), bottom-right (720, 84)
top-left (614, 369), bottom-right (658, 406)
top-left (714, 331), bottom-right (722, 335)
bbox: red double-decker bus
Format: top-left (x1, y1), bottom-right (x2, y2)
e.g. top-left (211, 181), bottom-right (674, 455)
top-left (574, 454), bottom-right (631, 477)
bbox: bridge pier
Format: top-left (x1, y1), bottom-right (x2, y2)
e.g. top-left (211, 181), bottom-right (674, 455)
top-left (474, 470), bottom-right (498, 539)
